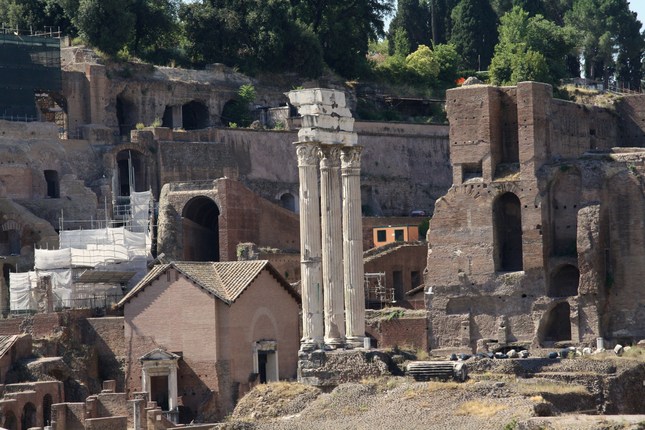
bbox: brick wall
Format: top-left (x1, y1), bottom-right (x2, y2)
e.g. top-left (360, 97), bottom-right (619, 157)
top-left (366, 317), bottom-right (427, 351)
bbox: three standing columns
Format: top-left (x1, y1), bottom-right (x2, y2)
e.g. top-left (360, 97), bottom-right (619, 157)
top-left (290, 88), bottom-right (366, 351)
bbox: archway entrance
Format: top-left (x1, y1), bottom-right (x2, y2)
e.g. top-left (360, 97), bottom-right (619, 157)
top-left (493, 192), bottom-right (523, 271)
top-left (279, 192), bottom-right (296, 212)
top-left (116, 95), bottom-right (138, 137)
top-left (43, 394), bottom-right (53, 426)
top-left (22, 402), bottom-right (36, 429)
top-left (116, 150), bottom-right (147, 196)
top-left (549, 265), bottom-right (580, 297)
top-left (182, 101), bottom-right (209, 130)
top-left (540, 302), bottom-right (572, 344)
top-left (182, 197), bottom-right (220, 261)
top-left (4, 410), bottom-right (16, 430)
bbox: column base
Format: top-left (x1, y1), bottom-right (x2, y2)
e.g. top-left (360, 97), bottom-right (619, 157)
top-left (324, 338), bottom-right (345, 350)
top-left (300, 340), bottom-right (323, 353)
top-left (345, 336), bottom-right (367, 349)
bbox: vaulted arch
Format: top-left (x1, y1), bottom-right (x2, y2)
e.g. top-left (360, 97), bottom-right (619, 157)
top-left (182, 197), bottom-right (220, 261)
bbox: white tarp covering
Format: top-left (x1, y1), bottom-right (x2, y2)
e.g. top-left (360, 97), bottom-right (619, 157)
top-left (10, 269), bottom-right (73, 311)
top-left (11, 190), bottom-right (152, 312)
top-left (35, 248), bottom-right (72, 270)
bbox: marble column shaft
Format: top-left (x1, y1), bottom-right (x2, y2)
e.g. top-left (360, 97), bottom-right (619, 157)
top-left (341, 146), bottom-right (365, 346)
top-left (295, 142), bottom-right (324, 348)
top-left (319, 145), bottom-right (345, 346)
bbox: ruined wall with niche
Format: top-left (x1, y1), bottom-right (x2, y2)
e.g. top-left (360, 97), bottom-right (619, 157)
top-left (135, 122), bottom-right (450, 217)
top-left (156, 179), bottom-right (300, 263)
top-left (426, 81), bottom-right (645, 353)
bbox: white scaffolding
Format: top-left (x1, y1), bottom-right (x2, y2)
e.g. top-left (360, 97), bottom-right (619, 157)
top-left (10, 190), bottom-right (154, 312)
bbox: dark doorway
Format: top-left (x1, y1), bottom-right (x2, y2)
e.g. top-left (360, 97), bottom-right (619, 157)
top-left (182, 101), bottom-right (209, 130)
top-left (542, 302), bottom-right (572, 343)
top-left (22, 402), bottom-right (36, 429)
top-left (549, 265), bottom-right (580, 297)
top-left (494, 192), bottom-right (523, 271)
top-left (116, 95), bottom-right (137, 136)
top-left (43, 394), bottom-right (53, 426)
top-left (162, 105), bottom-right (173, 128)
top-left (150, 375), bottom-right (169, 410)
top-left (4, 410), bottom-right (16, 430)
top-left (258, 351), bottom-right (268, 384)
top-left (393, 270), bottom-right (404, 301)
top-left (44, 170), bottom-right (60, 198)
top-left (182, 197), bottom-right (220, 261)
top-left (280, 193), bottom-right (296, 212)
top-left (116, 150), bottom-right (147, 196)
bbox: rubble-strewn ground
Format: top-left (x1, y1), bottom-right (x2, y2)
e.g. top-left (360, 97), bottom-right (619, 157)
top-left (221, 352), bottom-right (645, 430)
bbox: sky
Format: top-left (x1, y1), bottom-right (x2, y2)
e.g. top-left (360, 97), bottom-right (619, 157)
top-left (630, 2), bottom-right (645, 24)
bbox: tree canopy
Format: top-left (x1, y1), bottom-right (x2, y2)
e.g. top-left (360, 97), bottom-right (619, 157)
top-left (490, 6), bottom-right (576, 85)
top-left (1, 0), bottom-right (643, 90)
top-left (450, 0), bottom-right (498, 70)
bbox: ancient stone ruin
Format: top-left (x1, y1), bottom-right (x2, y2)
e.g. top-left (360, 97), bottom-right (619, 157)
top-left (287, 89), bottom-right (365, 350)
top-left (426, 81), bottom-right (645, 353)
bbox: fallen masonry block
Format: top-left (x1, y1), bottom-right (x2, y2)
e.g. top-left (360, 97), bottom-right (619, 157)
top-left (406, 361), bottom-right (468, 382)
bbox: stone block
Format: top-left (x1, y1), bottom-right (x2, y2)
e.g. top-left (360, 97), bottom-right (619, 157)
top-left (301, 114), bottom-right (355, 132)
top-left (295, 104), bottom-right (352, 117)
top-left (287, 88), bottom-right (346, 108)
top-left (297, 128), bottom-right (358, 146)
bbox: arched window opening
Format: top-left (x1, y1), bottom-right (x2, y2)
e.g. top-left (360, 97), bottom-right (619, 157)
top-left (540, 302), bottom-right (572, 344)
top-left (551, 170), bottom-right (581, 257)
top-left (4, 410), bottom-right (16, 430)
top-left (43, 394), bottom-right (53, 427)
top-left (116, 95), bottom-right (138, 137)
top-left (549, 265), bottom-right (580, 297)
top-left (182, 197), bottom-right (220, 261)
top-left (182, 101), bottom-right (209, 130)
top-left (116, 150), bottom-right (147, 196)
top-left (22, 402), bottom-right (37, 429)
top-left (0, 223), bottom-right (22, 256)
top-left (162, 105), bottom-right (173, 128)
top-left (44, 170), bottom-right (60, 198)
top-left (493, 192), bottom-right (523, 271)
top-left (280, 193), bottom-right (296, 212)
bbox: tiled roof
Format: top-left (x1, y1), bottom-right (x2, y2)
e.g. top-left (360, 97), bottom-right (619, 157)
top-left (0, 335), bottom-right (17, 360)
top-left (118, 260), bottom-right (299, 307)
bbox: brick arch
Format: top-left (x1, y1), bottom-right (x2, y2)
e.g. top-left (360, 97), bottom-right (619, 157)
top-left (248, 306), bottom-right (279, 343)
top-left (181, 196), bottom-right (220, 262)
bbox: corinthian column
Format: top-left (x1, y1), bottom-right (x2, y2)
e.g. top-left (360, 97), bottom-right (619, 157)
top-left (295, 142), bottom-right (324, 351)
top-left (341, 145), bottom-right (365, 347)
top-left (319, 145), bottom-right (345, 348)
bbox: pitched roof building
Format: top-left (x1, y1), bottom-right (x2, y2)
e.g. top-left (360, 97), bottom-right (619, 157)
top-left (120, 260), bottom-right (300, 423)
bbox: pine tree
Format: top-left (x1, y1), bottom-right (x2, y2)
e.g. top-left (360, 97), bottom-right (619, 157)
top-left (450, 0), bottom-right (498, 70)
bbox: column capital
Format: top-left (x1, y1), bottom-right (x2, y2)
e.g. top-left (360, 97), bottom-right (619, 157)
top-left (318, 144), bottom-right (342, 170)
top-left (295, 142), bottom-right (320, 167)
top-left (341, 145), bottom-right (363, 170)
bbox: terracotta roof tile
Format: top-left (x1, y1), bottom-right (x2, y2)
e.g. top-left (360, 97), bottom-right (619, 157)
top-left (118, 260), bottom-right (299, 307)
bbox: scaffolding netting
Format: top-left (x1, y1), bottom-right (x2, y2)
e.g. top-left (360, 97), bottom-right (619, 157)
top-left (0, 33), bottom-right (62, 121)
top-left (10, 191), bottom-right (153, 312)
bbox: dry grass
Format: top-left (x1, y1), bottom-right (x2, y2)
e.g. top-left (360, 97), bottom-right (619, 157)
top-left (361, 376), bottom-right (407, 392)
top-left (403, 381), bottom-right (466, 400)
top-left (254, 381), bottom-right (315, 397)
top-left (516, 380), bottom-right (588, 396)
top-left (456, 400), bottom-right (508, 417)
top-left (582, 347), bottom-right (645, 362)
